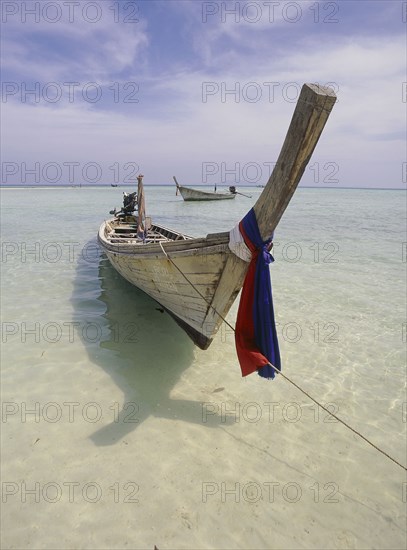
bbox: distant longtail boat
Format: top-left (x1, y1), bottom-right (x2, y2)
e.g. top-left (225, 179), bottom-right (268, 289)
top-left (173, 176), bottom-right (236, 201)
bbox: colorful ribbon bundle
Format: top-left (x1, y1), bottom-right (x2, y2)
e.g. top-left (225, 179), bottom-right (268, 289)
top-left (234, 208), bottom-right (281, 379)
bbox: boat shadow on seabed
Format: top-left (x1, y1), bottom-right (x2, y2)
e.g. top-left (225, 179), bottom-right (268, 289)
top-left (72, 238), bottom-right (230, 446)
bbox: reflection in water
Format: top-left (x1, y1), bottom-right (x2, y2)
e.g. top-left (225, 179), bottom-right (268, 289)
top-left (73, 240), bottom-right (227, 446)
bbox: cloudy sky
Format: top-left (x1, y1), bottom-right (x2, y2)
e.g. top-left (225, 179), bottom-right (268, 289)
top-left (1, 0), bottom-right (405, 187)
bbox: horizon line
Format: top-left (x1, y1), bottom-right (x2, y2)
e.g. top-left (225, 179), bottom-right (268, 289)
top-left (0, 184), bottom-right (405, 191)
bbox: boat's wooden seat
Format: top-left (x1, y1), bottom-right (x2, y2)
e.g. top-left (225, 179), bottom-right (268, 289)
top-left (107, 230), bottom-right (174, 245)
top-left (105, 221), bottom-right (192, 245)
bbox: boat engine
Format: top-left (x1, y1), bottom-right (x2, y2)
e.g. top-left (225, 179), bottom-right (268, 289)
top-left (109, 191), bottom-right (138, 217)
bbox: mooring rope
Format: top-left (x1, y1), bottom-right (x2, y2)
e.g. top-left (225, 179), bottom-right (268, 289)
top-left (159, 242), bottom-right (407, 472)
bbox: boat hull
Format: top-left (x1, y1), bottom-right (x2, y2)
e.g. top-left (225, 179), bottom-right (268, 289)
top-left (98, 223), bottom-right (248, 348)
top-left (179, 186), bottom-right (235, 201)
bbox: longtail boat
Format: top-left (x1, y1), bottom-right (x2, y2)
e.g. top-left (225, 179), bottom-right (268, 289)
top-left (98, 84), bottom-right (336, 355)
top-left (173, 176), bottom-right (236, 201)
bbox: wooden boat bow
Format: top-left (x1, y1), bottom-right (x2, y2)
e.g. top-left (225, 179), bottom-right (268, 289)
top-left (254, 83), bottom-right (337, 240)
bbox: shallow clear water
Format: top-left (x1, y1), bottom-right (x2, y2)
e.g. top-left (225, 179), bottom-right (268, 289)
top-left (1, 186), bottom-right (406, 549)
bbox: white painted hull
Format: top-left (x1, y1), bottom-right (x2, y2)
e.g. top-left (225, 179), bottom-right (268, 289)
top-left (179, 186), bottom-right (235, 201)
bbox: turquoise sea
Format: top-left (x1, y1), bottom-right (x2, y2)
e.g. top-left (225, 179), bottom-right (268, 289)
top-left (1, 186), bottom-right (406, 550)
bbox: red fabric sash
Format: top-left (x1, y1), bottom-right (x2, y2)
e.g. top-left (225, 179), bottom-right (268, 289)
top-left (235, 221), bottom-right (270, 377)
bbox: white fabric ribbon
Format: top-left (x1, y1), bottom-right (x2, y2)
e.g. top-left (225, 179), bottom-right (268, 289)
top-left (228, 223), bottom-right (252, 262)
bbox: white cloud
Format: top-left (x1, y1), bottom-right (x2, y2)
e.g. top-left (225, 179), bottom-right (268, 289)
top-left (1, 3), bottom-right (149, 82)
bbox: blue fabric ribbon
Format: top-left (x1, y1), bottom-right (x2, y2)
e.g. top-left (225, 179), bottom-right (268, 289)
top-left (241, 208), bottom-right (281, 379)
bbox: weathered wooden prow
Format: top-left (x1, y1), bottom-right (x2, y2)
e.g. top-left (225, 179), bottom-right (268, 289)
top-left (254, 83), bottom-right (337, 241)
top-left (173, 176), bottom-right (180, 195)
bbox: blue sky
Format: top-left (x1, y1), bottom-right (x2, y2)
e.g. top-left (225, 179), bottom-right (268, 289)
top-left (1, 0), bottom-right (406, 187)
